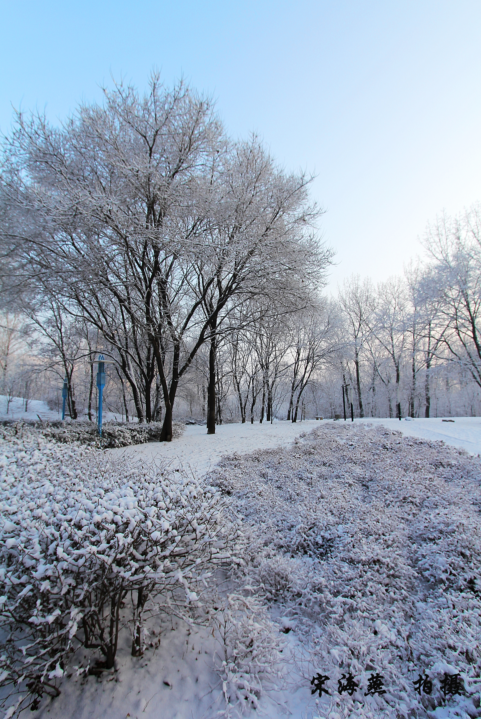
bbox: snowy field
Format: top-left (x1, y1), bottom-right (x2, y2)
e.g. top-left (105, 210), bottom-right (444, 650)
top-left (111, 417), bottom-right (481, 477)
top-left (111, 420), bottom-right (325, 475)
top-left (1, 416), bottom-right (481, 718)
top-left (1, 391), bottom-right (480, 460)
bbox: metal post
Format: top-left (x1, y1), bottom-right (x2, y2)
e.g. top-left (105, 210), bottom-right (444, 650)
top-left (342, 385), bottom-right (346, 421)
top-left (351, 402), bottom-right (354, 422)
top-left (97, 358), bottom-right (106, 436)
top-left (62, 378), bottom-right (68, 420)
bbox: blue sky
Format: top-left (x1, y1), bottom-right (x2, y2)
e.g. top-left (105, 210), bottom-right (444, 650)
top-left (1, 0), bottom-right (480, 290)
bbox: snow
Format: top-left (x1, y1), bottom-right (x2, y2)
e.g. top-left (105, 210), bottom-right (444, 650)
top-left (2, 418), bottom-right (481, 718)
top-left (111, 417), bottom-right (481, 477)
top-left (0, 395), bottom-right (125, 423)
top-left (358, 417), bottom-right (481, 457)
top-left (110, 419), bottom-right (324, 475)
top-left (0, 396), bottom-right (60, 422)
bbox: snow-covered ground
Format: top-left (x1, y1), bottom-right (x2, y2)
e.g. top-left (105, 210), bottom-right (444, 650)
top-left (3, 413), bottom-right (481, 718)
top-left (111, 419), bottom-right (323, 474)
top-left (2, 391), bottom-right (479, 460)
top-left (0, 396), bottom-right (60, 422)
top-left (0, 395), bottom-right (123, 423)
top-left (359, 417), bottom-right (481, 457)
top-left (111, 416), bottom-right (481, 477)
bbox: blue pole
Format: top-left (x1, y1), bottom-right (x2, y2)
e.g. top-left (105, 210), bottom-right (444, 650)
top-left (98, 384), bottom-right (103, 436)
top-left (97, 359), bottom-right (106, 437)
top-left (62, 378), bottom-right (68, 420)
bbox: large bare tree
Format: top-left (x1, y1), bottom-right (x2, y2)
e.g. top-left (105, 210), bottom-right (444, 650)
top-left (1, 75), bottom-right (332, 439)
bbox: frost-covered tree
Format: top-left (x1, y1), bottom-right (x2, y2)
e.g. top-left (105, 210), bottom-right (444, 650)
top-left (0, 75), bottom-right (332, 438)
top-left (368, 278), bottom-right (409, 419)
top-left (338, 276), bottom-right (375, 418)
top-left (286, 301), bottom-right (343, 422)
top-left (424, 204), bottom-right (481, 388)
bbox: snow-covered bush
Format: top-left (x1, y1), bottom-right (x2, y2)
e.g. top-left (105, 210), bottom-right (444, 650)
top-left (209, 423), bottom-right (481, 718)
top-left (213, 593), bottom-right (284, 716)
top-left (37, 419), bottom-right (185, 447)
top-left (0, 425), bottom-right (233, 717)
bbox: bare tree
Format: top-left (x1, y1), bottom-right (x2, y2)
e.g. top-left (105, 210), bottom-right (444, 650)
top-left (0, 313), bottom-right (23, 396)
top-left (338, 276), bottom-right (375, 418)
top-left (368, 278), bottom-right (409, 419)
top-left (286, 301), bottom-right (343, 422)
top-left (1, 76), bottom-right (332, 440)
top-left (424, 205), bottom-right (481, 389)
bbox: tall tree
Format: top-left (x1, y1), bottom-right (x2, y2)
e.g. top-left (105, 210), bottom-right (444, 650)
top-left (338, 276), bottom-right (374, 418)
top-left (1, 76), bottom-right (332, 439)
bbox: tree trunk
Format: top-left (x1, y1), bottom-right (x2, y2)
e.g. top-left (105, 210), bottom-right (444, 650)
top-left (88, 361), bottom-right (94, 421)
top-left (293, 384), bottom-right (306, 423)
top-left (424, 360), bottom-right (431, 418)
top-left (216, 389), bottom-right (222, 425)
top-left (354, 348), bottom-right (364, 418)
top-left (122, 381), bottom-right (130, 422)
top-left (287, 384), bottom-right (295, 421)
top-left (151, 335), bottom-right (177, 441)
top-left (259, 375), bottom-right (266, 424)
top-left (234, 376), bottom-right (245, 423)
top-left (207, 323), bottom-right (216, 434)
top-left (133, 388), bottom-right (144, 423)
top-left (292, 394), bottom-right (299, 422)
top-left (152, 381), bottom-right (162, 421)
top-left (68, 385), bottom-right (78, 420)
top-left (131, 587), bottom-right (146, 658)
top-left (410, 353), bottom-right (416, 418)
top-left (144, 377), bottom-right (153, 423)
top-left (160, 402), bottom-right (173, 441)
top-left (250, 381), bottom-right (257, 424)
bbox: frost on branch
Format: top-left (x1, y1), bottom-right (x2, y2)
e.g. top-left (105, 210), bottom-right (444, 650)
top-left (213, 593), bottom-right (285, 717)
top-left (0, 425), bottom-right (233, 716)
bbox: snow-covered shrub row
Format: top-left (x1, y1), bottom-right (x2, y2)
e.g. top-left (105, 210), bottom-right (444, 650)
top-left (0, 425), bottom-right (234, 717)
top-left (37, 419), bottom-right (184, 447)
top-left (208, 424), bottom-right (481, 718)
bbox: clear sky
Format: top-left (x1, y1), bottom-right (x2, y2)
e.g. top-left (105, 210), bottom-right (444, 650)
top-left (1, 0), bottom-right (480, 291)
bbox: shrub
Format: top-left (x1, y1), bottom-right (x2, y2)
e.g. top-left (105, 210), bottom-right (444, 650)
top-left (0, 425), bottom-right (233, 716)
top-left (208, 423), bottom-right (481, 718)
top-left (7, 419), bottom-right (185, 448)
top-left (213, 594), bottom-right (284, 716)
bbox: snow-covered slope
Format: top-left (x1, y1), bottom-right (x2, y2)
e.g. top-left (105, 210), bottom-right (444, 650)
top-left (0, 395), bottom-right (60, 422)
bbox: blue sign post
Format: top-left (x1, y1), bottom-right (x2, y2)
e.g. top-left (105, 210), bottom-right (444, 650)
top-left (97, 355), bottom-right (106, 437)
top-left (61, 377), bottom-right (68, 420)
